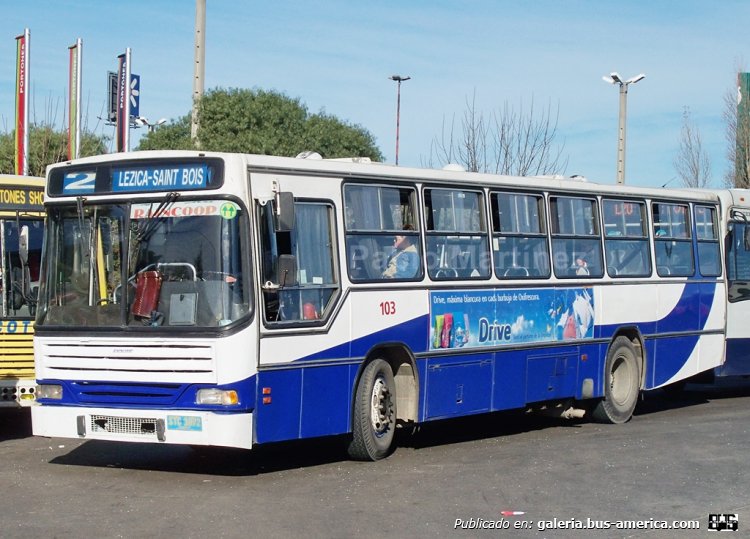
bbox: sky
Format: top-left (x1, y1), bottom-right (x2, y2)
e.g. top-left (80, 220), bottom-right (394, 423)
top-left (2, 0), bottom-right (750, 189)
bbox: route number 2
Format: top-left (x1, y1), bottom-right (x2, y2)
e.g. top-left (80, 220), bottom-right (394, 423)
top-left (379, 301), bottom-right (396, 315)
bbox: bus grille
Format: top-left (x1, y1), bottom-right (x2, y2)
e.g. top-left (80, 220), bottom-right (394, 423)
top-left (71, 381), bottom-right (185, 405)
top-left (0, 331), bottom-right (35, 379)
top-left (90, 414), bottom-right (159, 436)
top-left (38, 341), bottom-right (216, 384)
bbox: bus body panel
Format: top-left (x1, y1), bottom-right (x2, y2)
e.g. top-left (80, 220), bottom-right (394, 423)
top-left (0, 321), bottom-right (35, 406)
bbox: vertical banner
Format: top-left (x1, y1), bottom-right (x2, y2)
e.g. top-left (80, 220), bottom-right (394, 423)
top-left (115, 48), bottom-right (131, 152)
top-left (68, 38), bottom-right (82, 160)
top-left (15, 29), bottom-right (30, 175)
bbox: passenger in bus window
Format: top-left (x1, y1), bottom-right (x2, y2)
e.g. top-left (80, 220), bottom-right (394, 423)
top-left (382, 225), bottom-right (419, 278)
top-left (575, 256), bottom-right (589, 276)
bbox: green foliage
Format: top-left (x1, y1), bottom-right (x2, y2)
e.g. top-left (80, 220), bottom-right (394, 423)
top-left (0, 124), bottom-right (108, 177)
top-left (136, 88), bottom-right (383, 160)
top-left (135, 115), bottom-right (193, 151)
top-left (304, 112), bottom-right (382, 161)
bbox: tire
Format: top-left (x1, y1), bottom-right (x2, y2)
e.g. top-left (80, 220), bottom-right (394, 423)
top-left (592, 336), bottom-right (641, 424)
top-left (347, 359), bottom-right (397, 461)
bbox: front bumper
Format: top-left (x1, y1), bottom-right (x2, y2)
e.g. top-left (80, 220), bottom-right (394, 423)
top-left (32, 405), bottom-right (253, 449)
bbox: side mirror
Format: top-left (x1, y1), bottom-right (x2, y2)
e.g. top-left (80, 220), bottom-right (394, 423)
top-left (275, 192), bottom-right (295, 232)
top-left (277, 254), bottom-right (298, 287)
top-left (19, 225), bottom-right (29, 265)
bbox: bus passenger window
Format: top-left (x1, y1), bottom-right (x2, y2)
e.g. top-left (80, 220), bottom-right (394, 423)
top-left (652, 203), bottom-right (694, 277)
top-left (695, 205), bottom-right (721, 277)
top-left (550, 196), bottom-right (603, 279)
top-left (344, 184), bottom-right (422, 282)
top-left (602, 199), bottom-right (651, 278)
top-left (425, 188), bottom-right (489, 280)
top-left (491, 192), bottom-right (550, 279)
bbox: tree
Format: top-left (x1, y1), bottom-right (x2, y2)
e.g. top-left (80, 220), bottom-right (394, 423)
top-left (724, 71), bottom-right (750, 188)
top-left (673, 107), bottom-right (711, 188)
top-left (137, 88), bottom-right (383, 160)
top-left (425, 93), bottom-right (568, 176)
top-left (0, 124), bottom-right (107, 177)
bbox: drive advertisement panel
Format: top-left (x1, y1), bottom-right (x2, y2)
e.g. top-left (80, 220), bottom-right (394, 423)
top-left (429, 288), bottom-right (595, 351)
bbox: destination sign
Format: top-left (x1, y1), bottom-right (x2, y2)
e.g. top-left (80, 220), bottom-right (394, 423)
top-left (47, 158), bottom-right (224, 197)
top-left (0, 187), bottom-right (44, 211)
top-left (112, 164), bottom-right (209, 192)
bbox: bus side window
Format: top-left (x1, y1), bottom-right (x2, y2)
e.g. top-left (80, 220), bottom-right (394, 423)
top-left (550, 196), bottom-right (603, 279)
top-left (345, 184), bottom-right (421, 282)
top-left (491, 192), bottom-right (550, 280)
top-left (425, 188), bottom-right (489, 280)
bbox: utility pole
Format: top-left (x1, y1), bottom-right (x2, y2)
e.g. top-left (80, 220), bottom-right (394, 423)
top-left (389, 75), bottom-right (410, 165)
top-left (191, 0), bottom-right (206, 145)
top-left (603, 72), bottom-right (645, 184)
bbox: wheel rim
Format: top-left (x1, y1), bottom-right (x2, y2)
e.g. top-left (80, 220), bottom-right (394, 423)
top-left (369, 375), bottom-right (393, 437)
top-left (610, 354), bottom-right (634, 406)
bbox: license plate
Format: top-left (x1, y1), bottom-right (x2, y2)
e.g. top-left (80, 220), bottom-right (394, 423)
top-left (166, 415), bottom-right (203, 431)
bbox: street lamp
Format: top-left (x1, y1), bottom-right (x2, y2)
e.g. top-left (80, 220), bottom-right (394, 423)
top-left (389, 75), bottom-right (410, 165)
top-left (603, 72), bottom-right (645, 184)
top-left (135, 116), bottom-right (167, 133)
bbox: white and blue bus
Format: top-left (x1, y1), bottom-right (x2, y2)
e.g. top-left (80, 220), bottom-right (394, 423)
top-left (32, 151), bottom-right (727, 460)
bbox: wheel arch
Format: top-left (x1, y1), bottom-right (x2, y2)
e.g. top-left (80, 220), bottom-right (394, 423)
top-left (352, 342), bottom-right (419, 425)
top-left (608, 326), bottom-right (646, 389)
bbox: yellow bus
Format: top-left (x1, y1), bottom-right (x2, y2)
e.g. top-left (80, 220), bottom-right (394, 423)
top-left (0, 175), bottom-right (44, 406)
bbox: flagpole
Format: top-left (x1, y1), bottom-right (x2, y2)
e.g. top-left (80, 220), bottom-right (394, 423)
top-left (124, 47), bottom-right (131, 152)
top-left (75, 38), bottom-right (82, 159)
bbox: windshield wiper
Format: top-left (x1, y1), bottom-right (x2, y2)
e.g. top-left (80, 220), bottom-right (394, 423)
top-left (136, 191), bottom-right (179, 242)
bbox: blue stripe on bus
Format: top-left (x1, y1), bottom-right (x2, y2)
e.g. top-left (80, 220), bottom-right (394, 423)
top-left (299, 282), bottom-right (715, 364)
top-left (298, 314), bottom-right (431, 361)
top-left (36, 375), bottom-right (257, 412)
top-left (598, 281), bottom-right (714, 338)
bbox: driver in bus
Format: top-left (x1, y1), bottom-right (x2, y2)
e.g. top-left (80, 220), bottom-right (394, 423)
top-left (382, 224), bottom-right (419, 279)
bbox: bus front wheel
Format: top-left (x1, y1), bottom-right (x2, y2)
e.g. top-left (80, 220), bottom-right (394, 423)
top-left (592, 336), bottom-right (641, 424)
top-left (348, 359), bottom-right (397, 461)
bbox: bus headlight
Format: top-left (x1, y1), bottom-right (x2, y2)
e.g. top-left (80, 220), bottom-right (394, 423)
top-left (36, 384), bottom-right (63, 400)
top-left (196, 389), bottom-right (238, 406)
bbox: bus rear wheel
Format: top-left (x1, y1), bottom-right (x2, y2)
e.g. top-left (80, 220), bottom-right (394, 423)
top-left (592, 336), bottom-right (641, 424)
top-left (348, 359), bottom-right (396, 461)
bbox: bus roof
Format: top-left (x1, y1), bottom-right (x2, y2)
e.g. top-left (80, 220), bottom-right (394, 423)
top-left (47, 150), bottom-right (720, 204)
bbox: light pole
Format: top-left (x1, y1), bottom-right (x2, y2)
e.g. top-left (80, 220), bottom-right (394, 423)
top-left (603, 72), bottom-right (645, 184)
top-left (135, 116), bottom-right (167, 133)
top-left (389, 74), bottom-right (410, 165)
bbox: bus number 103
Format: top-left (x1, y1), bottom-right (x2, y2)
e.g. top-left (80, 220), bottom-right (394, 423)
top-left (379, 301), bottom-right (396, 315)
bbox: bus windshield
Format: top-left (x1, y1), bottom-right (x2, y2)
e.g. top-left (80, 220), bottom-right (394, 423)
top-left (37, 199), bottom-right (250, 329)
top-left (1, 217), bottom-right (44, 318)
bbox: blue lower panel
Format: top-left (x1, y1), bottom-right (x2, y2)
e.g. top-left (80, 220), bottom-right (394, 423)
top-left (255, 364), bottom-right (353, 444)
top-left (421, 343), bottom-right (597, 421)
top-left (492, 349), bottom-right (527, 410)
top-left (721, 338), bottom-right (750, 376)
top-left (525, 349), bottom-right (578, 403)
top-left (424, 353), bottom-right (493, 419)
